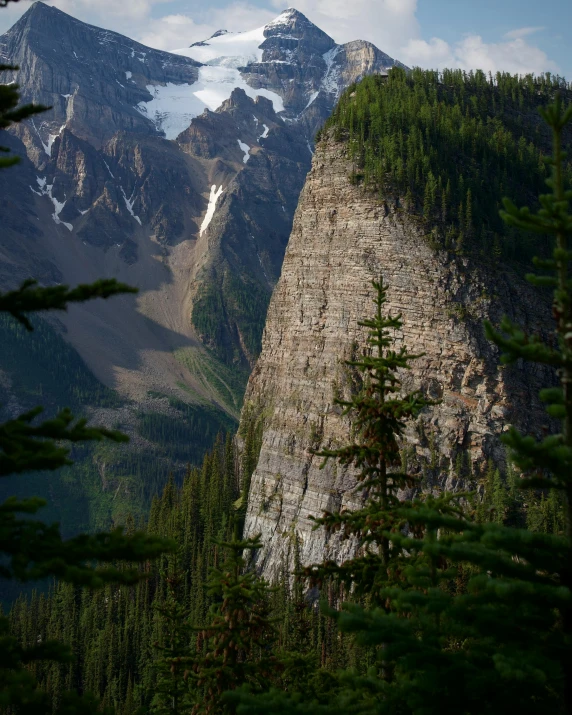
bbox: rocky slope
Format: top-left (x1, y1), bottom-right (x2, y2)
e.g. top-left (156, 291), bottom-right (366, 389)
top-left (241, 132), bottom-right (554, 580)
top-left (0, 2), bottom-right (403, 417)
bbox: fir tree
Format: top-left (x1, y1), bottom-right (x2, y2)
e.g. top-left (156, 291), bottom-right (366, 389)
top-left (230, 97), bottom-right (572, 715)
top-left (303, 278), bottom-right (432, 601)
top-left (191, 523), bottom-right (278, 714)
top-left (150, 572), bottom-right (195, 715)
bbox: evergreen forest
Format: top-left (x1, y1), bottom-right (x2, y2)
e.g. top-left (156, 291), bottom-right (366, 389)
top-left (322, 68), bottom-right (572, 264)
top-left (3, 59), bottom-right (572, 715)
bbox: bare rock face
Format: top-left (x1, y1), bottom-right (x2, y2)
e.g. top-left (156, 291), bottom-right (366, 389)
top-left (0, 2), bottom-right (201, 149)
top-left (241, 8), bottom-right (405, 138)
top-left (241, 133), bottom-right (553, 580)
top-left (0, 3), bottom-right (407, 401)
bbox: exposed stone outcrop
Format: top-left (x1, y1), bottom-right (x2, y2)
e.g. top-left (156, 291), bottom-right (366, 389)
top-left (241, 8), bottom-right (405, 138)
top-left (241, 133), bottom-right (553, 580)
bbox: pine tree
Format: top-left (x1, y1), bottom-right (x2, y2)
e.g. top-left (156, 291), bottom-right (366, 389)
top-left (230, 97), bottom-right (572, 715)
top-left (150, 572), bottom-right (195, 715)
top-left (483, 93), bottom-right (572, 711)
top-left (303, 278), bottom-right (432, 602)
top-left (191, 523), bottom-right (278, 714)
top-left (0, 62), bottom-right (47, 168)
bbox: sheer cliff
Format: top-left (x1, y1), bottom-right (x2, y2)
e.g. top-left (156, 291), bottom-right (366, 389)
top-left (0, 2), bottom-right (407, 533)
top-left (241, 130), bottom-right (554, 579)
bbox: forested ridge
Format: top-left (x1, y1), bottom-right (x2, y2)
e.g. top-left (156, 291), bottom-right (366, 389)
top-left (322, 68), bottom-right (572, 263)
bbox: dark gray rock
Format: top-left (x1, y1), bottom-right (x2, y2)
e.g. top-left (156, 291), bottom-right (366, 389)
top-left (0, 2), bottom-right (406, 405)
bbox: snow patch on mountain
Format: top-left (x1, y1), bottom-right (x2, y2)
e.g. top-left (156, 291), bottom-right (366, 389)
top-left (137, 67), bottom-right (284, 140)
top-left (304, 90), bottom-right (319, 109)
top-left (120, 186), bottom-right (142, 225)
top-left (237, 139), bottom-right (250, 163)
top-left (322, 46), bottom-right (342, 95)
top-left (175, 25), bottom-right (265, 68)
top-left (259, 124), bottom-right (270, 140)
top-left (137, 82), bottom-right (205, 140)
top-left (200, 184), bottom-right (224, 236)
top-left (265, 8), bottom-right (299, 31)
top-left (31, 119), bottom-right (66, 157)
top-left (31, 176), bottom-right (73, 231)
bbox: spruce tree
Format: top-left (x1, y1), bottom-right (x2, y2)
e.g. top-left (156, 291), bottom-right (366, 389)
top-left (150, 572), bottom-right (195, 715)
top-left (230, 96), bottom-right (572, 715)
top-left (191, 523), bottom-right (278, 714)
top-left (303, 278), bottom-right (432, 603)
top-left (320, 94), bottom-right (572, 715)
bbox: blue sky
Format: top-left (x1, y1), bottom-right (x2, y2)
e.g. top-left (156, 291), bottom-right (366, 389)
top-left (1, 0), bottom-right (570, 79)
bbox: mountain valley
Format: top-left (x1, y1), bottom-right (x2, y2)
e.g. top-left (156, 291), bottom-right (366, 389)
top-left (0, 2), bottom-right (403, 528)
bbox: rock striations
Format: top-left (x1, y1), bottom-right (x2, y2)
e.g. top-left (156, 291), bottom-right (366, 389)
top-left (241, 132), bottom-right (553, 580)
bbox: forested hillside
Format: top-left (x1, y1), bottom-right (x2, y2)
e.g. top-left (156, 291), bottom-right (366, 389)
top-left (239, 68), bottom-right (571, 578)
top-left (0, 314), bottom-right (236, 536)
top-left (324, 68), bottom-right (572, 263)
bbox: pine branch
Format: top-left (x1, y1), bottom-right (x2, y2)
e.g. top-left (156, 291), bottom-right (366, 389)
top-left (0, 279), bottom-right (138, 330)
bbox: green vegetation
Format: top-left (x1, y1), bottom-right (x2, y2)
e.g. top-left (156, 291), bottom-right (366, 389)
top-left (0, 316), bottom-right (237, 539)
top-left (6, 61), bottom-right (572, 715)
top-left (324, 68), bottom-right (571, 264)
top-left (0, 313), bottom-right (120, 410)
top-left (174, 346), bottom-right (249, 417)
top-left (192, 271), bottom-right (270, 366)
top-left (8, 436), bottom-right (242, 712)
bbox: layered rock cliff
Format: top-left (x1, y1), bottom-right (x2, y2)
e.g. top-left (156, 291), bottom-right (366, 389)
top-left (241, 132), bottom-right (553, 580)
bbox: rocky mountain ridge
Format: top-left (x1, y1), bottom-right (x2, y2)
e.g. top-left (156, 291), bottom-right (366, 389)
top-left (0, 2), bottom-right (402, 415)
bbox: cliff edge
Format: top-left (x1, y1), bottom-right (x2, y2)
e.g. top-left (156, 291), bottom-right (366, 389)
top-left (241, 131), bottom-right (553, 579)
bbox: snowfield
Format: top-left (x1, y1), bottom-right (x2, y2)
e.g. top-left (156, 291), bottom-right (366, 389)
top-left (200, 185), bottom-right (224, 236)
top-left (173, 26), bottom-right (265, 68)
top-left (137, 66), bottom-right (284, 141)
top-left (237, 139), bottom-right (251, 163)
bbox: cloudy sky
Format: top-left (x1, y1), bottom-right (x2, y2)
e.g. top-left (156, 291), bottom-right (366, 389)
top-left (1, 0), bottom-right (570, 79)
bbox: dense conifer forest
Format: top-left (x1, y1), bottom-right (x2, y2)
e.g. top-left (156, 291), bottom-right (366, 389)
top-left (322, 68), bottom-right (572, 264)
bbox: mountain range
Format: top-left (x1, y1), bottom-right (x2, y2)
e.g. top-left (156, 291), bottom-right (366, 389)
top-left (0, 1), bottom-right (404, 529)
top-left (0, 2), bottom-right (403, 405)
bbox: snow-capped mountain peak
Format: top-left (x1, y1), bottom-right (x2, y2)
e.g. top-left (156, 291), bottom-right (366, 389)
top-left (165, 7), bottom-right (405, 135)
top-left (264, 7), bottom-right (320, 34)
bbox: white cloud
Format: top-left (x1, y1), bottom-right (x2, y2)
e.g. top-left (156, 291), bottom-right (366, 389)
top-left (400, 33), bottom-right (560, 75)
top-left (503, 26), bottom-right (544, 40)
top-left (0, 1), bottom-right (275, 54)
top-left (138, 14), bottom-right (210, 51)
top-left (0, 0), bottom-right (560, 79)
top-left (0, 0), bottom-right (173, 40)
top-left (139, 3), bottom-right (275, 51)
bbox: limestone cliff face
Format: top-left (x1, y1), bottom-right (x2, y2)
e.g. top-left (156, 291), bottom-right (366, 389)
top-left (241, 133), bottom-right (553, 580)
